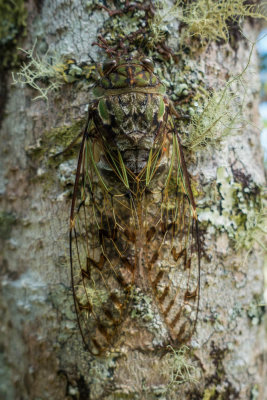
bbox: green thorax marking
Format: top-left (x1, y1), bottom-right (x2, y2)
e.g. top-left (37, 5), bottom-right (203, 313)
top-left (93, 59), bottom-right (166, 98)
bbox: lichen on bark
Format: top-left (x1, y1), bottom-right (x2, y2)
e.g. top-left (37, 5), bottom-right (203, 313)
top-left (0, 1), bottom-right (266, 399)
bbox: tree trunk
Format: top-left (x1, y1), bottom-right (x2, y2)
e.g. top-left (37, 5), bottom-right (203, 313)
top-left (0, 1), bottom-right (266, 399)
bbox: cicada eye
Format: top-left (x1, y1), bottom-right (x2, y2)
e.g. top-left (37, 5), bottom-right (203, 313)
top-left (141, 58), bottom-right (154, 72)
top-left (103, 59), bottom-right (117, 74)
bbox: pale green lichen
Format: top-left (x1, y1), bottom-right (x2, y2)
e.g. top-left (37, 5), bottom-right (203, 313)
top-left (146, 1), bottom-right (179, 51)
top-left (179, 0), bottom-right (267, 45)
top-left (136, 0), bottom-right (267, 53)
top-left (247, 297), bottom-right (265, 326)
top-left (131, 289), bottom-right (154, 322)
top-left (184, 39), bottom-right (255, 150)
top-left (12, 43), bottom-right (66, 101)
top-left (164, 345), bottom-right (199, 387)
top-left (250, 384), bottom-right (259, 400)
top-left (76, 285), bottom-right (109, 310)
top-left (12, 0), bottom-right (267, 107)
top-left (235, 205), bottom-right (267, 253)
top-left (184, 86), bottom-right (243, 150)
top-left (12, 43), bottom-right (97, 101)
top-left (199, 167), bottom-right (263, 246)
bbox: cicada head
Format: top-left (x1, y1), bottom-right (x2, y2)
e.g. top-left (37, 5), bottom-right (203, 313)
top-left (93, 55), bottom-right (166, 97)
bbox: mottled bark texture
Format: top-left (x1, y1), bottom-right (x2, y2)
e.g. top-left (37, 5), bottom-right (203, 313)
top-left (0, 1), bottom-right (266, 399)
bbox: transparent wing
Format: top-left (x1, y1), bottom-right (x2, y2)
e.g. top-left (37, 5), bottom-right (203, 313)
top-left (70, 116), bottom-right (200, 353)
top-left (144, 128), bottom-right (200, 344)
top-left (70, 127), bottom-right (137, 355)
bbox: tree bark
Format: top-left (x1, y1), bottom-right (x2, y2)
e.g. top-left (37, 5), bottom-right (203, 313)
top-left (0, 1), bottom-right (266, 399)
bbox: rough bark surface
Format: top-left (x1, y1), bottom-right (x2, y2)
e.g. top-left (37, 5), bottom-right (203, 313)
top-left (0, 1), bottom-right (266, 399)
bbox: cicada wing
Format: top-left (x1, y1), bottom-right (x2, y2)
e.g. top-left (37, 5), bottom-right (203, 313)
top-left (145, 131), bottom-right (200, 344)
top-left (70, 134), bottom-right (136, 355)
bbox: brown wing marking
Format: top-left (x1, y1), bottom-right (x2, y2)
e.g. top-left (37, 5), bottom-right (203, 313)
top-left (70, 122), bottom-right (137, 354)
top-left (145, 128), bottom-right (200, 344)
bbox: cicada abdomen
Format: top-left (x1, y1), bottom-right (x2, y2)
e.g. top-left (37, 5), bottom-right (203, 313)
top-left (70, 55), bottom-right (200, 355)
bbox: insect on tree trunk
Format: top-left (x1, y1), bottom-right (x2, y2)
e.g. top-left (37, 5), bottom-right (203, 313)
top-left (0, 1), bottom-right (266, 400)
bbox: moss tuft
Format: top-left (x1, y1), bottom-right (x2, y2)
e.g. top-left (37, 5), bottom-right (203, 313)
top-left (25, 118), bottom-right (86, 161)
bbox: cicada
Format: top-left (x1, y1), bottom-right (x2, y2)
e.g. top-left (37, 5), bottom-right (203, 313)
top-left (69, 55), bottom-right (200, 355)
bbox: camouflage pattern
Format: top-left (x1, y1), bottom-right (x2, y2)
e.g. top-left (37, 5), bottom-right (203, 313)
top-left (69, 56), bottom-right (200, 355)
top-left (91, 57), bottom-right (168, 173)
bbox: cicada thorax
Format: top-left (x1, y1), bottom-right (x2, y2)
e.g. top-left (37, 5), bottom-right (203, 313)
top-left (92, 58), bottom-right (168, 175)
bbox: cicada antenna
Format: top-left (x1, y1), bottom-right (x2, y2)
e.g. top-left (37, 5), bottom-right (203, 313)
top-left (92, 35), bottom-right (119, 58)
top-left (116, 38), bottom-right (129, 56)
top-left (88, 53), bottom-right (96, 64)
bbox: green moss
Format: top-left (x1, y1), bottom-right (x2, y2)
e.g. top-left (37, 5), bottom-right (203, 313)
top-left (0, 0), bottom-right (27, 123)
top-left (45, 119), bottom-right (86, 154)
top-left (26, 118), bottom-right (86, 161)
top-left (106, 392), bottom-right (137, 399)
top-left (0, 0), bottom-right (27, 70)
top-left (24, 119), bottom-right (86, 195)
top-left (0, 211), bottom-right (16, 240)
top-left (202, 386), bottom-right (216, 400)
